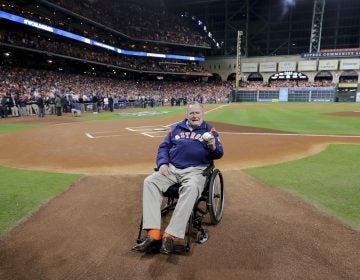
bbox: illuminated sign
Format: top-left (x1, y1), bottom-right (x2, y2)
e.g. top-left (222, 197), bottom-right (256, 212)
top-left (270, 71), bottom-right (307, 80)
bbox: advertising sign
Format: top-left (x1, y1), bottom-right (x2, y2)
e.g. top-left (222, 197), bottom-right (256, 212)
top-left (278, 61), bottom-right (296, 71)
top-left (260, 62), bottom-right (277, 72)
top-left (339, 59), bottom-right (360, 70)
top-left (318, 60), bottom-right (338, 70)
top-left (298, 60), bottom-right (317, 71)
top-left (242, 63), bottom-right (258, 73)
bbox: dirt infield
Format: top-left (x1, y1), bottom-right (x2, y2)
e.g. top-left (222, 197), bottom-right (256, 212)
top-left (0, 110), bottom-right (360, 280)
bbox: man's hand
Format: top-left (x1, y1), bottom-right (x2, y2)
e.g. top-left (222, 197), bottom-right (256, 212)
top-left (207, 137), bottom-right (216, 151)
top-left (159, 164), bottom-right (171, 176)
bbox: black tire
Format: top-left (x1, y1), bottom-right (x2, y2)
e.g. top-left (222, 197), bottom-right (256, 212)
top-left (208, 169), bottom-right (224, 224)
top-left (196, 228), bottom-right (209, 244)
top-left (185, 213), bottom-right (193, 252)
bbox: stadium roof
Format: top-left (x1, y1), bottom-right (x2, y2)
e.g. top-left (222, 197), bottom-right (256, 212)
top-left (163, 0), bottom-right (360, 57)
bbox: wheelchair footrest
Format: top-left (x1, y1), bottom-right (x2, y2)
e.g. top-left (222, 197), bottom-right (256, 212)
top-left (173, 244), bottom-right (190, 254)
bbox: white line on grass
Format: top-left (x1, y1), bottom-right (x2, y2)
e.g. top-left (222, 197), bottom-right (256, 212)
top-left (165, 104), bottom-right (229, 128)
top-left (204, 104), bottom-right (229, 114)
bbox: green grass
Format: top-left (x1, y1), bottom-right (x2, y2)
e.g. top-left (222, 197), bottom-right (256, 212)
top-left (0, 167), bottom-right (81, 237)
top-left (82, 102), bottom-right (359, 135)
top-left (0, 123), bottom-right (40, 134)
top-left (245, 144), bottom-right (360, 229)
top-left (206, 102), bottom-right (360, 135)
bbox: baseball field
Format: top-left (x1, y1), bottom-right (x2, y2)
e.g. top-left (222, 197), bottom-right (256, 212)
top-left (0, 102), bottom-right (359, 280)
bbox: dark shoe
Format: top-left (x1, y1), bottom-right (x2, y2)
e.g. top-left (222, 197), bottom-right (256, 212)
top-left (159, 237), bottom-right (174, 255)
top-left (131, 236), bottom-right (161, 253)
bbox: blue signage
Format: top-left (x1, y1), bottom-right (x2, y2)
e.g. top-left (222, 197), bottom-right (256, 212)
top-left (302, 51), bottom-right (360, 58)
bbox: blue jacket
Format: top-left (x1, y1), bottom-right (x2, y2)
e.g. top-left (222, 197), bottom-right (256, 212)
top-left (157, 119), bottom-right (224, 169)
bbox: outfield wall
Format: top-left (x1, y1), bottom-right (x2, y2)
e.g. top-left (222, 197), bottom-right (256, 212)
top-left (232, 87), bottom-right (340, 102)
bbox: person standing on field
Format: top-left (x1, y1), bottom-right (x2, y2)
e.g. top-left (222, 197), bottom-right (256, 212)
top-left (55, 94), bottom-right (62, 116)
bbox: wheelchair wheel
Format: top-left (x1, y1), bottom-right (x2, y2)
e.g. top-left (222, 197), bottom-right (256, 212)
top-left (196, 228), bottom-right (209, 244)
top-left (184, 212), bottom-right (193, 252)
top-left (208, 169), bottom-right (224, 225)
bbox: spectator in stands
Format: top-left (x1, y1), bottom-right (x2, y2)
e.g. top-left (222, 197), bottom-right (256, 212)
top-left (0, 66), bottom-right (232, 116)
top-left (3, 27), bottom-right (211, 76)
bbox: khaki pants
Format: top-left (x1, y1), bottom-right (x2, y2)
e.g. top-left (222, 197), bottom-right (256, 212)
top-left (31, 104), bottom-right (39, 115)
top-left (142, 164), bottom-right (206, 239)
top-left (26, 104), bottom-right (32, 115)
top-left (11, 106), bottom-right (19, 116)
top-left (19, 106), bottom-right (27, 116)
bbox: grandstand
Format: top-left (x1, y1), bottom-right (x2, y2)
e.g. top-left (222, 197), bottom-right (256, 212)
top-left (1, 0), bottom-right (360, 118)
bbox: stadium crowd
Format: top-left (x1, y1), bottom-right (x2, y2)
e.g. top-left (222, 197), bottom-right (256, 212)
top-left (0, 30), bottom-right (210, 75)
top-left (0, 66), bottom-right (232, 118)
top-left (0, 0), bottom-right (346, 121)
top-left (1, 0), bottom-right (210, 48)
top-left (48, 0), bottom-right (210, 47)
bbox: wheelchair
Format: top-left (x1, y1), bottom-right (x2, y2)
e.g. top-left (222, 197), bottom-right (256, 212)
top-left (135, 163), bottom-right (224, 254)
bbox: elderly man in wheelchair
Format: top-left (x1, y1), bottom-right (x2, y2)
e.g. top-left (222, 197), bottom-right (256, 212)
top-left (131, 102), bottom-right (224, 255)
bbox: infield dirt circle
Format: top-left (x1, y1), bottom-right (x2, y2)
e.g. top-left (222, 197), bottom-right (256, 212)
top-left (0, 104), bottom-right (359, 280)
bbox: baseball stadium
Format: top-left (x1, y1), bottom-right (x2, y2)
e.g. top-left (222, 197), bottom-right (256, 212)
top-left (0, 0), bottom-right (360, 279)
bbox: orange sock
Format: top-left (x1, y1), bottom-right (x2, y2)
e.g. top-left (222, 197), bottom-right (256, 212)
top-left (147, 229), bottom-right (161, 240)
top-left (163, 232), bottom-right (176, 240)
